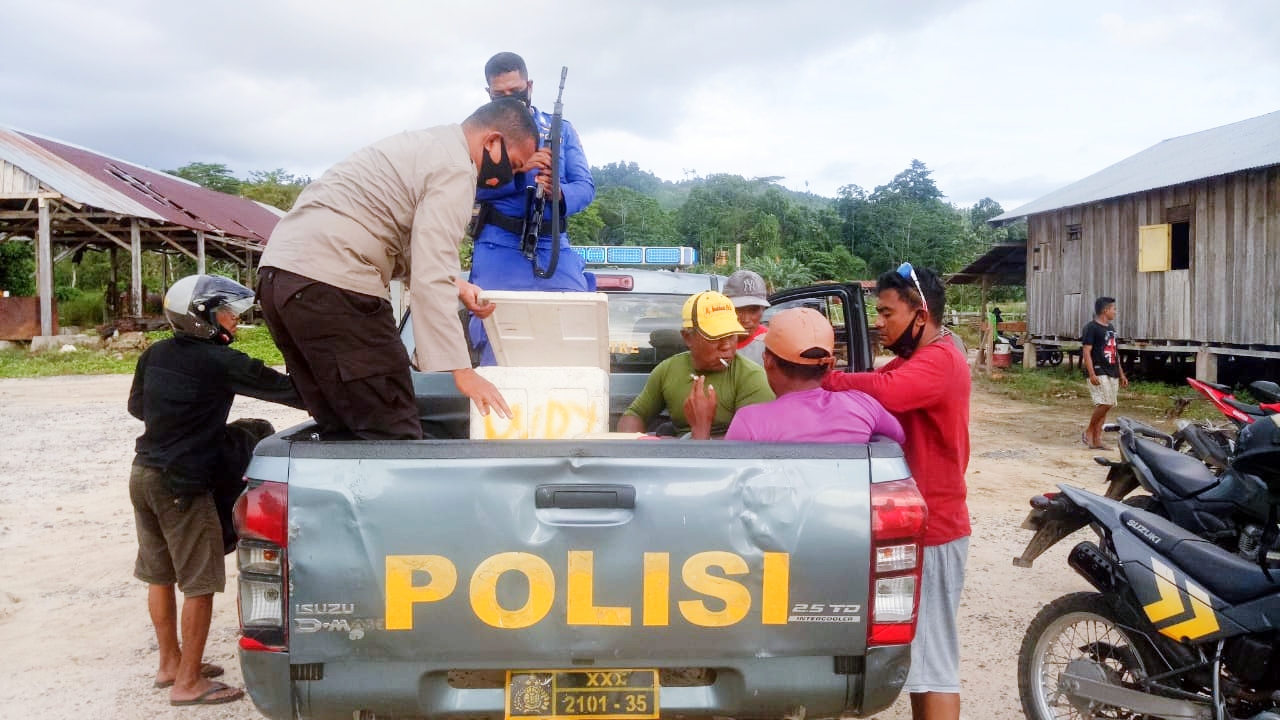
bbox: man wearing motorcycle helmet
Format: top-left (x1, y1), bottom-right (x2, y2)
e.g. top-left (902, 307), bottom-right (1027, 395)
top-left (128, 274), bottom-right (303, 706)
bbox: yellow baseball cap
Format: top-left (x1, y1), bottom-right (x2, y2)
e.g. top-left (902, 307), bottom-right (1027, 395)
top-left (681, 291), bottom-right (746, 340)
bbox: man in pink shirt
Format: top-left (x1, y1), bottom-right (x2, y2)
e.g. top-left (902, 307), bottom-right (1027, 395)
top-left (713, 307), bottom-right (904, 444)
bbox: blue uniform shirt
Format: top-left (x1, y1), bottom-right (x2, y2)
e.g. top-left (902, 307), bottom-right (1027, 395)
top-left (469, 107), bottom-right (595, 364)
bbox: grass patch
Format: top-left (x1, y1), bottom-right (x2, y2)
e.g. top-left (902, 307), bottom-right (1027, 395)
top-left (0, 325), bottom-right (284, 378)
top-left (974, 364), bottom-right (1224, 425)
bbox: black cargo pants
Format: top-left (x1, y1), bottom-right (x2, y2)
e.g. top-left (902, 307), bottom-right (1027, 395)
top-left (258, 267), bottom-right (422, 440)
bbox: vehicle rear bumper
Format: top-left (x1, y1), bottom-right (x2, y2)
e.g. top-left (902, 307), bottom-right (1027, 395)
top-left (241, 647), bottom-right (910, 719)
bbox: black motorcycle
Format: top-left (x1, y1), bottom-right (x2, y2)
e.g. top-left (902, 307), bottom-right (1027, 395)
top-left (1000, 333), bottom-right (1064, 367)
top-left (1097, 416), bottom-right (1277, 562)
top-left (1014, 417), bottom-right (1280, 719)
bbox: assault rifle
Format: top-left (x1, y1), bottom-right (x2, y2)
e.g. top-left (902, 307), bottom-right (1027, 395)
top-left (520, 66), bottom-right (567, 279)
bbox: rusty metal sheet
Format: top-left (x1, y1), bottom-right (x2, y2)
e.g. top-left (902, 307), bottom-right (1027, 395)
top-left (0, 296), bottom-right (57, 340)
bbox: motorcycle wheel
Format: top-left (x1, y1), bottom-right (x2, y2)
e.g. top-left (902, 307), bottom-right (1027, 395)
top-left (1048, 351), bottom-right (1063, 366)
top-left (1019, 592), bottom-right (1154, 720)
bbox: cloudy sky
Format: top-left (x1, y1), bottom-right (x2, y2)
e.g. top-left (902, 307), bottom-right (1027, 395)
top-left (5, 0), bottom-right (1279, 212)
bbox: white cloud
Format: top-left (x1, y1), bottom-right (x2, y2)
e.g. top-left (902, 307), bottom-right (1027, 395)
top-left (4, 0), bottom-right (1278, 212)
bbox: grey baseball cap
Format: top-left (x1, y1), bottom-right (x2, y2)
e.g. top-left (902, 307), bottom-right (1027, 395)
top-left (723, 270), bottom-right (771, 308)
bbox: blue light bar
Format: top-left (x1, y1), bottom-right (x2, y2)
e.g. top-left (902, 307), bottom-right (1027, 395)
top-left (572, 246), bottom-right (697, 267)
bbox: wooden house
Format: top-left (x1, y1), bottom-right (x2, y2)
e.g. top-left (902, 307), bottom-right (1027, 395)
top-left (990, 110), bottom-right (1280, 381)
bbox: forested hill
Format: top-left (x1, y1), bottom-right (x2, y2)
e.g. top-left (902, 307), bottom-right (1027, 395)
top-left (569, 159), bottom-right (1024, 288)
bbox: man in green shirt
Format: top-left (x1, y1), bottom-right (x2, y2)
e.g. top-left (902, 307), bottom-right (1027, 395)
top-left (617, 291), bottom-right (774, 437)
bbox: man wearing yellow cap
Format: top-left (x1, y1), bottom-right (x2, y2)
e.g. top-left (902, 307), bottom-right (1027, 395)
top-left (617, 291), bottom-right (774, 437)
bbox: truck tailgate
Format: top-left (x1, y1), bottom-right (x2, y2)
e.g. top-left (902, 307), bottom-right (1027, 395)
top-left (282, 440), bottom-right (877, 665)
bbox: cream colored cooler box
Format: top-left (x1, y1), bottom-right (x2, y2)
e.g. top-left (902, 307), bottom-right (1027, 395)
top-left (471, 291), bottom-right (611, 439)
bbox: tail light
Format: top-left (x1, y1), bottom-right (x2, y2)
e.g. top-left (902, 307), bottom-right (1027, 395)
top-left (234, 480), bottom-right (288, 651)
top-left (867, 478), bottom-right (927, 646)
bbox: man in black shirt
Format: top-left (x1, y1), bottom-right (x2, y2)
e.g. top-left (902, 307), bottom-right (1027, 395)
top-left (129, 274), bottom-right (302, 706)
top-left (1081, 296), bottom-right (1128, 450)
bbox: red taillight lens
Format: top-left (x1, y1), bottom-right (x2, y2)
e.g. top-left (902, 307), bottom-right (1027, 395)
top-left (868, 479), bottom-right (926, 647)
top-left (234, 480), bottom-right (288, 547)
top-left (871, 479), bottom-right (927, 541)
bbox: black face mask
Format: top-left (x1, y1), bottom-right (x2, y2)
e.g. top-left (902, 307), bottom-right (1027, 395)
top-left (477, 138), bottom-right (514, 189)
top-left (884, 310), bottom-right (926, 360)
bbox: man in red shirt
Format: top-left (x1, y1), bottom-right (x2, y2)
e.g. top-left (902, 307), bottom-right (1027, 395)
top-left (822, 262), bottom-right (970, 720)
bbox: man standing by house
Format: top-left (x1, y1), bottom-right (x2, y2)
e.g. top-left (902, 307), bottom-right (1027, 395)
top-left (1081, 296), bottom-right (1128, 450)
top-left (722, 269), bottom-right (770, 366)
top-left (258, 99), bottom-right (538, 439)
top-left (821, 263), bottom-right (970, 720)
top-left (468, 52), bottom-right (596, 365)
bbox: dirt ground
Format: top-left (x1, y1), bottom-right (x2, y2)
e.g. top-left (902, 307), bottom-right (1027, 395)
top-left (0, 371), bottom-right (1180, 719)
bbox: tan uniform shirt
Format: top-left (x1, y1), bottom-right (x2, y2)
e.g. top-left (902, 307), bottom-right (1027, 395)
top-left (260, 125), bottom-right (475, 372)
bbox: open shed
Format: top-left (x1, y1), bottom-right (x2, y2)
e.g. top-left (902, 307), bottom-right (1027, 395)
top-left (0, 127), bottom-right (282, 339)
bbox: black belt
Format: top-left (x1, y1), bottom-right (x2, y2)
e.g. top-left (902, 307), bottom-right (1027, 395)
top-left (471, 203), bottom-right (550, 238)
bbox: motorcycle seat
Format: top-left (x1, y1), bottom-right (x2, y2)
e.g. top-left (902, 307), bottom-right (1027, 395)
top-left (1132, 437), bottom-right (1218, 498)
top-left (1121, 509), bottom-right (1280, 604)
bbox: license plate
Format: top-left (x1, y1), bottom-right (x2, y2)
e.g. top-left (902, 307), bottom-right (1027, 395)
top-left (506, 669), bottom-right (659, 720)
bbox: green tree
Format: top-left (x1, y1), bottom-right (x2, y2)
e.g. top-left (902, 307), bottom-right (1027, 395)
top-left (566, 203), bottom-right (605, 244)
top-left (241, 169), bottom-right (310, 211)
top-left (166, 162), bottom-right (242, 194)
top-left (742, 256), bottom-right (814, 289)
top-left (0, 239), bottom-right (36, 296)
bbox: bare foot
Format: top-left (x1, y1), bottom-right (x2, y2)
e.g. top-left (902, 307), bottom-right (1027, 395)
top-left (154, 661), bottom-right (223, 688)
top-left (170, 680), bottom-right (244, 706)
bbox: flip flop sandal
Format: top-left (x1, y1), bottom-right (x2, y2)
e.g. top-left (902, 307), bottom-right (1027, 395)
top-left (154, 662), bottom-right (224, 688)
top-left (169, 681), bottom-right (244, 706)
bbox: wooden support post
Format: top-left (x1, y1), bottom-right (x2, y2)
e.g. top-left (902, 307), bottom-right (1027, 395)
top-left (37, 198), bottom-right (54, 337)
top-left (196, 230), bottom-right (206, 274)
top-left (131, 219), bottom-right (143, 317)
top-left (1195, 348), bottom-right (1219, 384)
top-left (1023, 338), bottom-right (1037, 369)
top-left (109, 246), bottom-right (119, 320)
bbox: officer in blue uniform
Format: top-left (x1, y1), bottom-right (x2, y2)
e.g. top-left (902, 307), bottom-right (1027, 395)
top-left (468, 52), bottom-right (596, 365)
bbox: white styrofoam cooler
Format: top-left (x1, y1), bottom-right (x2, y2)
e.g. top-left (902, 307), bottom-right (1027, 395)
top-left (478, 291), bottom-right (610, 372)
top-left (470, 366), bottom-right (609, 440)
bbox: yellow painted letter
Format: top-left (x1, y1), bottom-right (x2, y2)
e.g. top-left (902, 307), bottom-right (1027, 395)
top-left (643, 552), bottom-right (670, 626)
top-left (470, 552), bottom-right (555, 629)
top-left (678, 551), bottom-right (751, 627)
top-left (385, 555), bottom-right (458, 631)
top-left (761, 552), bottom-right (790, 624)
top-left (567, 551), bottom-right (632, 626)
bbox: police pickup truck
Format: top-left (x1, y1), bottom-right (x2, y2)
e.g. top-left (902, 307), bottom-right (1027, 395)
top-left (233, 263), bottom-right (926, 720)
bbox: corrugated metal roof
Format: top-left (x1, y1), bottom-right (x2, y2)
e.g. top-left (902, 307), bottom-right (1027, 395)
top-left (0, 129), bottom-right (163, 220)
top-left (0, 127), bottom-right (281, 241)
top-left (992, 109), bottom-right (1280, 223)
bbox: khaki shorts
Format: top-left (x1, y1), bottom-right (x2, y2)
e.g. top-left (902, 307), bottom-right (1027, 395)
top-left (129, 463), bottom-right (225, 596)
top-left (1088, 375), bottom-right (1120, 407)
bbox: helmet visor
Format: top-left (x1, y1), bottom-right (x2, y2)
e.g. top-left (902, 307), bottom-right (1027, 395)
top-left (222, 296), bottom-right (256, 317)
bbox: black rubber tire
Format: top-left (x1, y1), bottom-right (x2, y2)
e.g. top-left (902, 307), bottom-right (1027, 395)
top-left (1048, 351), bottom-right (1063, 366)
top-left (1018, 592), bottom-right (1155, 720)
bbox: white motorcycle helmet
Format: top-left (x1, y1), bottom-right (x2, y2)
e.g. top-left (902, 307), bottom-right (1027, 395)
top-left (163, 274), bottom-right (255, 345)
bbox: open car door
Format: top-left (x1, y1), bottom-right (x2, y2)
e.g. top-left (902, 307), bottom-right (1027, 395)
top-left (768, 283), bottom-right (874, 373)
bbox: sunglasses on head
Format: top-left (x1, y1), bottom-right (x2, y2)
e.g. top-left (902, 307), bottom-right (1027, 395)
top-left (896, 262), bottom-right (927, 308)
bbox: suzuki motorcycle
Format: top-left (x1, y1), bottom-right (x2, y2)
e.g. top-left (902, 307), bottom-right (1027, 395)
top-left (1015, 416), bottom-right (1280, 720)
